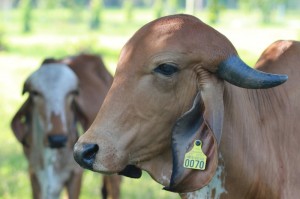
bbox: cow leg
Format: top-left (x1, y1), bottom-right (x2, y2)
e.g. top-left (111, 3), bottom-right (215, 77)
top-left (30, 173), bottom-right (41, 199)
top-left (66, 171), bottom-right (83, 199)
top-left (101, 175), bottom-right (122, 199)
top-left (101, 177), bottom-right (108, 199)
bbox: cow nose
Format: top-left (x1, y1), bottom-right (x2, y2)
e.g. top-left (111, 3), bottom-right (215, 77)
top-left (73, 143), bottom-right (99, 170)
top-left (48, 135), bottom-right (67, 148)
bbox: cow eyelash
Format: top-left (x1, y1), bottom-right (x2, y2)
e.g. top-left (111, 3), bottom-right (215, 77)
top-left (153, 63), bottom-right (179, 77)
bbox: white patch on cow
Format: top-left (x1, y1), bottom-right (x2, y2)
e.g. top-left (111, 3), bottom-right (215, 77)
top-left (158, 170), bottom-right (172, 185)
top-left (37, 150), bottom-right (61, 199)
top-left (27, 63), bottom-right (78, 132)
top-left (36, 148), bottom-right (76, 199)
top-left (185, 154), bottom-right (227, 199)
top-left (161, 174), bottom-right (170, 184)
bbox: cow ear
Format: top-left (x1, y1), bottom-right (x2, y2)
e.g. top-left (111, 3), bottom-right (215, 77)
top-left (66, 54), bottom-right (112, 132)
top-left (164, 79), bottom-right (223, 193)
top-left (73, 100), bottom-right (89, 131)
top-left (11, 98), bottom-right (32, 147)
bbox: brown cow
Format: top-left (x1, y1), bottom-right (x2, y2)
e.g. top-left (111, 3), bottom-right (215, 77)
top-left (11, 54), bottom-right (121, 199)
top-left (74, 15), bottom-right (300, 199)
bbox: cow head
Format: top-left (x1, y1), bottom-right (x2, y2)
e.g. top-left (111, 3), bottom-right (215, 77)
top-left (74, 14), bottom-right (287, 193)
top-left (11, 63), bottom-right (87, 149)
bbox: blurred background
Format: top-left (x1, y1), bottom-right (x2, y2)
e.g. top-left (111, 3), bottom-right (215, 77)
top-left (0, 0), bottom-right (299, 198)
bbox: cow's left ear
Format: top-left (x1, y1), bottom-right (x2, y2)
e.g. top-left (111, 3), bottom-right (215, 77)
top-left (11, 98), bottom-right (32, 147)
top-left (164, 77), bottom-right (223, 193)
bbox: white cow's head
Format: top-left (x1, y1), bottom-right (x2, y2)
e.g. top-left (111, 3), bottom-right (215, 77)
top-left (12, 63), bottom-right (86, 149)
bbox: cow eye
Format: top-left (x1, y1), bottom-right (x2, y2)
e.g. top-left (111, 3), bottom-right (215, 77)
top-left (70, 90), bottom-right (79, 96)
top-left (30, 90), bottom-right (41, 97)
top-left (153, 63), bottom-right (179, 76)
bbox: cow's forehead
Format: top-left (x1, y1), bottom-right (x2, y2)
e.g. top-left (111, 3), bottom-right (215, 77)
top-left (28, 63), bottom-right (78, 95)
top-left (117, 14), bottom-right (236, 76)
top-left (135, 14), bottom-right (203, 39)
top-left (117, 17), bottom-right (197, 71)
top-left (118, 15), bottom-right (224, 69)
top-left (125, 15), bottom-right (201, 52)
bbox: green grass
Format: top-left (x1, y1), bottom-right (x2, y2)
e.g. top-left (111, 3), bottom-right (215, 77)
top-left (0, 6), bottom-right (299, 199)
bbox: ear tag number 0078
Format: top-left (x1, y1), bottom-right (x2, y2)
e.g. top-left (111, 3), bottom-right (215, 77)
top-left (183, 140), bottom-right (207, 170)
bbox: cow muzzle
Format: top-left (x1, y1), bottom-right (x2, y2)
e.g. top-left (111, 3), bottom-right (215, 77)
top-left (73, 142), bottom-right (99, 170)
top-left (48, 135), bottom-right (68, 148)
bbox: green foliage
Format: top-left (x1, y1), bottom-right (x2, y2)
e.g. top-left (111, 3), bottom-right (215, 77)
top-left (38, 0), bottom-right (57, 9)
top-left (90, 0), bottom-right (103, 30)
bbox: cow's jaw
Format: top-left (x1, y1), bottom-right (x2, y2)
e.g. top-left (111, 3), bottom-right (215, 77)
top-left (137, 148), bottom-right (173, 186)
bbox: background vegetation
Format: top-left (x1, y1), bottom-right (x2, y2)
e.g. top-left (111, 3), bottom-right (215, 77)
top-left (0, 0), bottom-right (299, 198)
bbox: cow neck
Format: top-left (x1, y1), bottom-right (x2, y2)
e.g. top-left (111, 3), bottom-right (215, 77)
top-left (217, 83), bottom-right (288, 198)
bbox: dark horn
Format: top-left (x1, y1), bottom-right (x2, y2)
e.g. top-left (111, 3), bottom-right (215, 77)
top-left (216, 56), bottom-right (288, 89)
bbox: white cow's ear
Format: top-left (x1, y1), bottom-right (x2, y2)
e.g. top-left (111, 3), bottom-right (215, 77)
top-left (11, 98), bottom-right (32, 147)
top-left (73, 100), bottom-right (89, 131)
top-left (165, 77), bottom-right (223, 193)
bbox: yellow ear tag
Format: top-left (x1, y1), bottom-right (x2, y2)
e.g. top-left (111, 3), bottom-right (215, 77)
top-left (183, 140), bottom-right (207, 170)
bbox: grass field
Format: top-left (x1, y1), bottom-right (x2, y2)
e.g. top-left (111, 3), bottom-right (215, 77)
top-left (0, 6), bottom-right (299, 199)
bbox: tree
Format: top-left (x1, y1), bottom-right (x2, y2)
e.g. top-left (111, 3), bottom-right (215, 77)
top-left (124, 0), bottom-right (134, 22)
top-left (0, 25), bottom-right (5, 51)
top-left (208, 0), bottom-right (222, 24)
top-left (20, 0), bottom-right (33, 33)
top-left (90, 0), bottom-right (103, 30)
top-left (258, 0), bottom-right (273, 23)
top-left (239, 0), bottom-right (285, 24)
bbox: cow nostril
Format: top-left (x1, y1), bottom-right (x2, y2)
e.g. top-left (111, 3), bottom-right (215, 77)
top-left (74, 143), bottom-right (99, 170)
top-left (83, 144), bottom-right (99, 160)
top-left (48, 135), bottom-right (67, 148)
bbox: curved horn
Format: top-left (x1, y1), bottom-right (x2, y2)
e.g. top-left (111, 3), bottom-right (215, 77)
top-left (216, 56), bottom-right (288, 89)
